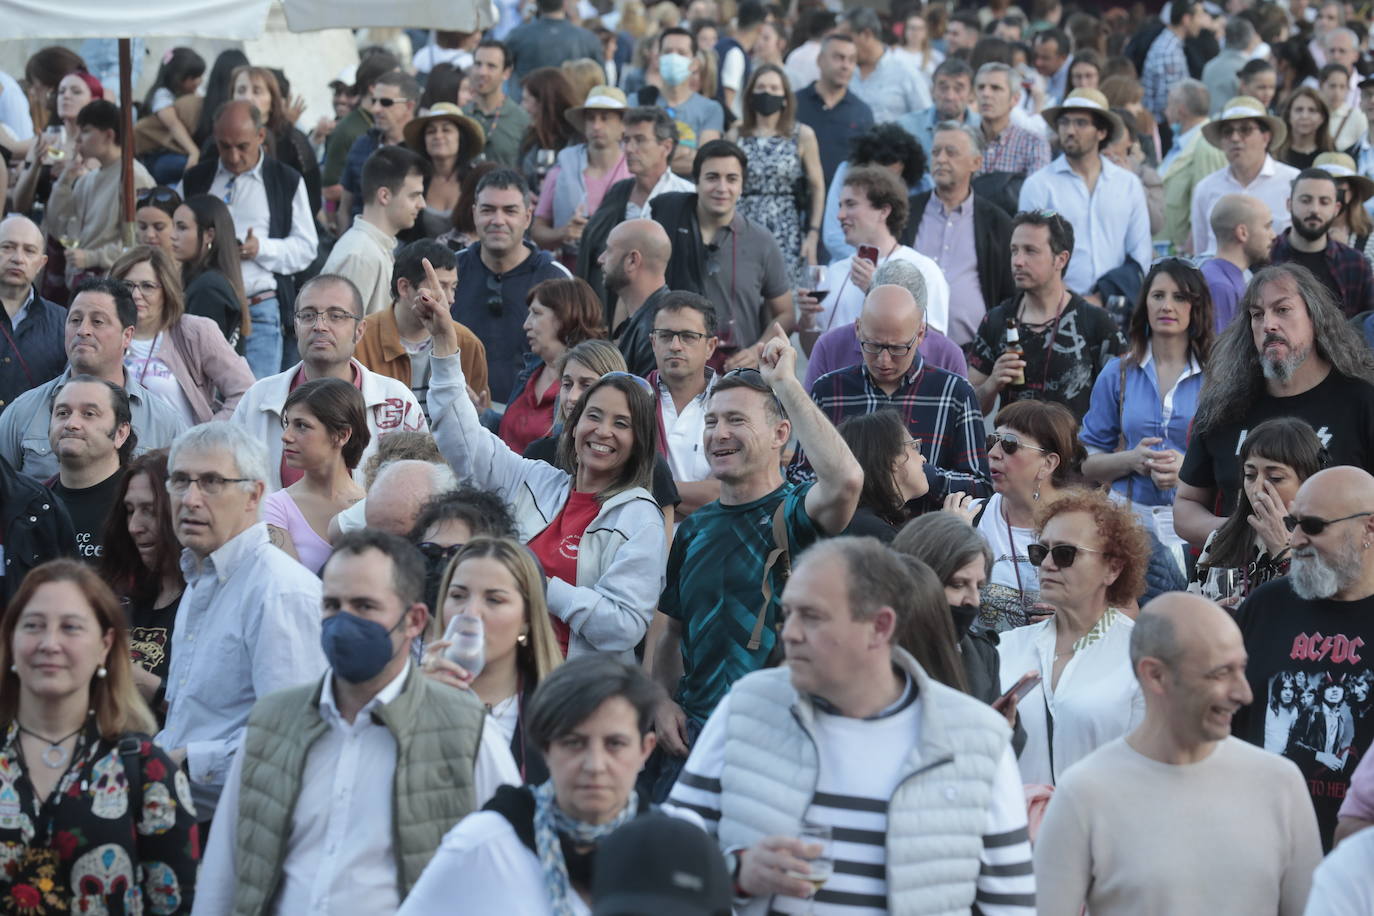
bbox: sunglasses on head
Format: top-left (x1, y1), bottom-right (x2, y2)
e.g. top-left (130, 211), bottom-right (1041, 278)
top-left (599, 370), bottom-right (654, 395)
top-left (1027, 542), bottom-right (1101, 569)
top-left (137, 187), bottom-right (180, 208)
top-left (722, 366), bottom-right (784, 410)
top-left (986, 432), bottom-right (1046, 456)
top-left (1283, 511), bottom-right (1374, 536)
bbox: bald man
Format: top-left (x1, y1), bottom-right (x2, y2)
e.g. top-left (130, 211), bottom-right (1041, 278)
top-left (1231, 466), bottom-right (1374, 850)
top-left (790, 284), bottom-right (991, 508)
top-left (0, 216), bottom-right (67, 411)
top-left (364, 459), bottom-right (457, 535)
top-left (1036, 592), bottom-right (1322, 915)
top-left (603, 218), bottom-right (673, 376)
top-left (1203, 193), bottom-right (1275, 332)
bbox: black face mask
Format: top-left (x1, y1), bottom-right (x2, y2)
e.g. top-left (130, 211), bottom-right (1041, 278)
top-left (751, 91), bottom-right (786, 116)
top-left (949, 604), bottom-right (979, 641)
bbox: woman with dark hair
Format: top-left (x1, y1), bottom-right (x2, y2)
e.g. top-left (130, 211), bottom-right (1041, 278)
top-left (500, 277), bottom-right (609, 454)
top-left (264, 378), bottom-right (370, 574)
top-left (1069, 49), bottom-right (1103, 90)
top-left (0, 559), bottom-right (199, 912)
top-left (420, 63), bottom-right (465, 109)
top-left (193, 49), bottom-right (250, 148)
top-left (428, 311), bottom-right (667, 660)
top-left (1081, 258), bottom-right (1214, 545)
top-left (138, 47), bottom-right (206, 183)
top-left (891, 553), bottom-right (971, 693)
top-left (98, 451), bottom-right (184, 710)
top-left (1191, 416), bottom-right (1326, 601)
top-left (23, 46), bottom-right (85, 135)
top-left (1272, 38), bottom-right (1319, 108)
top-left (229, 65), bottom-right (322, 212)
top-left (517, 68), bottom-right (582, 187)
top-left (822, 122), bottom-right (928, 261)
top-left (399, 657), bottom-right (667, 914)
top-left (1265, 671), bottom-right (1301, 754)
top-left (110, 245), bottom-right (254, 425)
top-left (134, 186), bottom-right (181, 254)
top-left (729, 63), bottom-right (824, 288)
top-left (949, 399), bottom-right (1086, 632)
top-left (439, 161), bottom-right (501, 251)
top-left (1276, 85), bottom-right (1334, 169)
top-left (168, 194), bottom-right (248, 347)
top-left (837, 409), bottom-right (928, 541)
top-left (403, 103), bottom-right (486, 224)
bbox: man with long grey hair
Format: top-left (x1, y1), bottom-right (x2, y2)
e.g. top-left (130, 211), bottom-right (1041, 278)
top-left (1173, 262), bottom-right (1374, 549)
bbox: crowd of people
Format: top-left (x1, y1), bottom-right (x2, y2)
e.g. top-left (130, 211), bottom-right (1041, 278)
top-left (7, 0), bottom-right (1374, 912)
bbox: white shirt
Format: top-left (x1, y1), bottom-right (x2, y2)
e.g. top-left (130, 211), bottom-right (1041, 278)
top-left (813, 244), bottom-right (950, 336)
top-left (997, 610), bottom-right (1146, 786)
top-left (321, 216), bottom-right (397, 315)
top-left (624, 169), bottom-right (695, 221)
top-left (657, 370), bottom-right (715, 483)
top-left (1303, 822), bottom-right (1374, 915)
top-left (197, 149), bottom-right (319, 296)
top-left (192, 662), bottom-right (520, 916)
top-left (1191, 156), bottom-right (1300, 256)
top-left (156, 523), bottom-right (327, 818)
top-left (125, 335), bottom-right (196, 425)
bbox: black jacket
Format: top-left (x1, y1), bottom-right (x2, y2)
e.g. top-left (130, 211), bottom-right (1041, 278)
top-left (0, 289), bottom-right (67, 414)
top-left (577, 177), bottom-right (637, 327)
top-left (650, 191), bottom-right (709, 298)
top-left (0, 453), bottom-right (75, 605)
top-left (906, 191), bottom-right (1015, 315)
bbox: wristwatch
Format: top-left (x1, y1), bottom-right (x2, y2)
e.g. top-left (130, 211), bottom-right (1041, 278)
top-left (724, 847), bottom-right (748, 897)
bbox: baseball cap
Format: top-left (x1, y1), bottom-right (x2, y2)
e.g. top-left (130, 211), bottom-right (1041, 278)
top-left (592, 814), bottom-right (732, 916)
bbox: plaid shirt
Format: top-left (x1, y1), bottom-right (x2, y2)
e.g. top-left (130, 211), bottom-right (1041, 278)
top-left (1270, 230), bottom-right (1374, 319)
top-left (789, 357), bottom-right (992, 500)
top-left (980, 123), bottom-right (1051, 177)
top-left (1142, 28), bottom-right (1188, 120)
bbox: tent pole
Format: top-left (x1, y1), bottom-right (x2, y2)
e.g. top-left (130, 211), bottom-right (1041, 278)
top-left (119, 39), bottom-right (135, 247)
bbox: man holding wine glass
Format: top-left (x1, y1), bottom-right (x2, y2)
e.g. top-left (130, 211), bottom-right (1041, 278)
top-left (669, 537), bottom-right (1034, 914)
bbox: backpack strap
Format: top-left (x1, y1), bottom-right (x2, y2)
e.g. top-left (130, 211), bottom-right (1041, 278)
top-left (747, 501), bottom-right (791, 651)
top-left (119, 735), bottom-right (144, 827)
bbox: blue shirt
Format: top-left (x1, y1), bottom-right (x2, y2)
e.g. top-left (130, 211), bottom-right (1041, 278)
top-left (795, 83), bottom-right (875, 186)
top-left (341, 128), bottom-right (384, 218)
top-left (1018, 155), bottom-right (1153, 295)
top-left (1079, 347), bottom-right (1203, 507)
top-left (849, 49), bottom-right (931, 124)
top-left (1201, 256), bottom-right (1247, 332)
top-left (894, 106), bottom-right (981, 164)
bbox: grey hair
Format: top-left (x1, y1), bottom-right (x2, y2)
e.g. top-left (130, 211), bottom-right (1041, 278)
top-left (842, 7), bottom-right (883, 35)
top-left (370, 458), bottom-right (456, 497)
top-left (1170, 79), bottom-right (1211, 120)
top-left (1193, 263), bottom-right (1374, 435)
top-left (799, 536), bottom-right (913, 624)
top-left (1325, 27), bottom-right (1357, 50)
top-left (871, 259), bottom-right (928, 314)
top-left (933, 118), bottom-right (985, 155)
top-left (1224, 16), bottom-right (1256, 50)
top-left (168, 421), bottom-right (270, 489)
top-left (976, 61), bottom-right (1019, 95)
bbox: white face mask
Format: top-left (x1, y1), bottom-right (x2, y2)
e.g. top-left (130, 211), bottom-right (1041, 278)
top-left (660, 53), bottom-right (693, 87)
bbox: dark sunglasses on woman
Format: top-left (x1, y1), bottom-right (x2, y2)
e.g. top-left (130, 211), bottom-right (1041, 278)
top-left (986, 432), bottom-right (1047, 457)
top-left (1027, 542), bottom-right (1101, 569)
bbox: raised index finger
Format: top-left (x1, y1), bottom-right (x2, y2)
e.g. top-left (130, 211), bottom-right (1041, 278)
top-left (421, 257), bottom-right (442, 296)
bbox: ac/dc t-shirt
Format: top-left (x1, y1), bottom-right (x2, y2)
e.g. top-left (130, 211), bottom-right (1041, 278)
top-left (1233, 578), bottom-right (1374, 850)
top-left (527, 489), bottom-right (602, 656)
top-left (1179, 371), bottom-right (1374, 516)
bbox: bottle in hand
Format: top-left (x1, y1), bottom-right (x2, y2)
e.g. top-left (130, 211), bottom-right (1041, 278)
top-left (1003, 318), bottom-right (1025, 388)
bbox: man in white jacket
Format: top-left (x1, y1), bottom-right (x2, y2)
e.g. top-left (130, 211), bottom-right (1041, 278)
top-left (231, 274), bottom-right (427, 489)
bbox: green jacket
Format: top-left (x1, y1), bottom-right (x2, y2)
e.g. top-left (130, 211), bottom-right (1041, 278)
top-left (1162, 122), bottom-right (1227, 252)
top-left (231, 666), bottom-right (486, 916)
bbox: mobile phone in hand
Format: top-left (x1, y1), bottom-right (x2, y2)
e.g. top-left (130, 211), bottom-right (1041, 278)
top-left (857, 245), bottom-right (879, 265)
top-left (997, 671), bottom-right (1042, 706)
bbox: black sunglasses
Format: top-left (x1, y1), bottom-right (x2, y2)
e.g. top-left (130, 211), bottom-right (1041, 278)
top-left (415, 542), bottom-right (464, 562)
top-left (137, 187), bottom-right (181, 209)
top-left (1283, 511), bottom-right (1374, 536)
top-left (987, 432), bottom-right (1046, 457)
top-left (486, 274), bottom-right (503, 316)
top-left (721, 367), bottom-right (783, 411)
top-left (1027, 542), bottom-right (1101, 569)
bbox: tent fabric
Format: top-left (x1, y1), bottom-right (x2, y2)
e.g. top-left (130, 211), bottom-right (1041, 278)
top-left (0, 0), bottom-right (274, 40)
top-left (284, 0), bottom-right (493, 32)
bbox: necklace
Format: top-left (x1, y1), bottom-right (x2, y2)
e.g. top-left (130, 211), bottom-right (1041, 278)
top-left (17, 722), bottom-right (86, 768)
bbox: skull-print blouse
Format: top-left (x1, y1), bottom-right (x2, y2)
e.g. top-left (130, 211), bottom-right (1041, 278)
top-left (0, 724), bottom-right (199, 915)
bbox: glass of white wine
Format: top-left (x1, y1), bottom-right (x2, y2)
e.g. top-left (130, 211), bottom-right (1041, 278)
top-left (442, 613), bottom-right (486, 678)
top-left (786, 822), bottom-right (833, 914)
top-left (58, 216), bottom-right (80, 252)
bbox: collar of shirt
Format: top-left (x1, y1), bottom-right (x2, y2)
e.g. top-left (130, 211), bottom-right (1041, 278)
top-left (931, 192), bottom-right (973, 218)
top-left (351, 215), bottom-right (398, 253)
top-left (319, 659), bottom-right (412, 731)
top-left (654, 365), bottom-right (718, 404)
top-left (215, 147), bottom-right (266, 185)
top-left (860, 353), bottom-right (924, 391)
top-left (1139, 339), bottom-right (1203, 381)
top-left (1047, 152), bottom-right (1122, 183)
top-left (7, 287), bottom-right (35, 330)
top-left (1232, 155), bottom-right (1282, 185)
top-left (179, 521), bottom-right (270, 584)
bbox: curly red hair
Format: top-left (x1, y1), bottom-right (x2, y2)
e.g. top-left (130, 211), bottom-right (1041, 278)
top-left (1034, 487), bottom-right (1149, 607)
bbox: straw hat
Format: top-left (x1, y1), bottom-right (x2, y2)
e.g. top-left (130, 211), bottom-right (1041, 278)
top-left (1201, 96), bottom-right (1287, 151)
top-left (1040, 89), bottom-right (1125, 146)
top-left (1313, 152), bottom-right (1374, 205)
top-left (403, 103), bottom-right (486, 166)
top-left (565, 85), bottom-right (629, 133)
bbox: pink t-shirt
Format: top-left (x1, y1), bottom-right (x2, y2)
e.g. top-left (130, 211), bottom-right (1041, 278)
top-left (534, 153), bottom-right (631, 223)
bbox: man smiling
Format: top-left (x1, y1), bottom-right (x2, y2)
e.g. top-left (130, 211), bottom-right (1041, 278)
top-left (1192, 96), bottom-right (1300, 255)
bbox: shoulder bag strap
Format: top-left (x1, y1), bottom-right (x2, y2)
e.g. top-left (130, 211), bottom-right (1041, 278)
top-left (1117, 358), bottom-right (1133, 504)
top-left (748, 501), bottom-right (791, 651)
top-left (120, 736), bottom-right (144, 827)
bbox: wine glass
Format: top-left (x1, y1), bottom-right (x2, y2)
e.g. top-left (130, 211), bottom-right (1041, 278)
top-left (807, 264), bottom-right (827, 299)
top-left (442, 613), bottom-right (485, 677)
top-left (786, 822), bottom-right (833, 915)
top-left (1203, 567), bottom-right (1240, 604)
top-left (58, 216), bottom-right (81, 252)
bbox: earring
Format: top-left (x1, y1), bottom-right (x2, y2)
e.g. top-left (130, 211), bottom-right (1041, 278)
top-left (96, 666), bottom-right (107, 679)
top-left (1033, 480), bottom-right (1042, 502)
top-left (517, 632), bottom-right (529, 646)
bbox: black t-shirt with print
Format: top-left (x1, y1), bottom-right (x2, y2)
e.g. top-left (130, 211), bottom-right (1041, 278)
top-left (1233, 578), bottom-right (1374, 850)
top-left (1179, 371), bottom-right (1374, 516)
top-left (128, 591), bottom-right (181, 690)
top-left (51, 469), bottom-right (124, 563)
top-left (969, 294), bottom-right (1128, 420)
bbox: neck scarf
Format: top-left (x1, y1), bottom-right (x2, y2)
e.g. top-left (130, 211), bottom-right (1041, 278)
top-left (532, 779), bottom-right (638, 915)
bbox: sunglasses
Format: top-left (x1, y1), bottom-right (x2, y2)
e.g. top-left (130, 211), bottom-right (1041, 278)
top-left (1027, 542), bottom-right (1101, 569)
top-left (599, 370), bottom-right (654, 394)
top-left (416, 542), bottom-right (463, 562)
top-left (137, 187), bottom-right (180, 208)
top-left (722, 366), bottom-right (784, 411)
top-left (1283, 511), bottom-right (1374, 536)
top-left (486, 274), bottom-right (503, 316)
top-left (986, 432), bottom-right (1046, 456)
top-left (371, 96), bottom-right (403, 107)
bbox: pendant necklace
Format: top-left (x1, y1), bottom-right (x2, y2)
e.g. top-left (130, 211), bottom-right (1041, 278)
top-left (17, 723), bottom-right (86, 769)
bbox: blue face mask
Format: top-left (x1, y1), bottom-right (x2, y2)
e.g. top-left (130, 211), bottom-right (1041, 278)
top-left (1169, 122), bottom-right (1184, 138)
top-left (321, 611), bottom-right (407, 684)
top-left (659, 53), bottom-right (692, 87)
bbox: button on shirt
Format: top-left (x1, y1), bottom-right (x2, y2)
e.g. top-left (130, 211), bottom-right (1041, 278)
top-left (1190, 156), bottom-right (1299, 255)
top-left (157, 522), bottom-right (326, 818)
top-left (850, 49), bottom-right (931, 125)
top-left (204, 150), bottom-right (319, 295)
top-left (1019, 155), bottom-right (1153, 294)
top-left (914, 194), bottom-right (985, 346)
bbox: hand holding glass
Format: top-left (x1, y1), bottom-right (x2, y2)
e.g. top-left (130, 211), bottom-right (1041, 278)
top-left (785, 822), bottom-right (833, 913)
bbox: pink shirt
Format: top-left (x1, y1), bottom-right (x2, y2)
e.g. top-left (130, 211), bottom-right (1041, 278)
top-left (534, 154), bottom-right (631, 224)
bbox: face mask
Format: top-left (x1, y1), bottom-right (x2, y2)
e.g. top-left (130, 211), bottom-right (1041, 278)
top-left (659, 53), bottom-right (692, 87)
top-left (751, 91), bottom-right (786, 116)
top-left (949, 604), bottom-right (979, 641)
top-left (1169, 122), bottom-right (1184, 137)
top-left (321, 611), bottom-right (406, 684)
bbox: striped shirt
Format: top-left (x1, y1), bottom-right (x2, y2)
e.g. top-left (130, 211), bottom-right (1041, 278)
top-left (670, 684), bottom-right (1036, 915)
top-left (791, 358), bottom-right (991, 501)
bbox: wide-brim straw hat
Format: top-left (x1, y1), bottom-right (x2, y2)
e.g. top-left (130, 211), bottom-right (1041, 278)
top-left (1202, 96), bottom-right (1287, 152)
top-left (1040, 88), bottom-right (1126, 147)
top-left (403, 103), bottom-right (486, 166)
top-left (565, 85), bottom-right (628, 133)
top-left (1313, 152), bottom-right (1374, 204)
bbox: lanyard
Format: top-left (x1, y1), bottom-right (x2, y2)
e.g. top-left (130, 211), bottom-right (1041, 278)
top-left (1003, 498), bottom-right (1027, 608)
top-left (135, 331), bottom-right (162, 386)
top-left (822, 241), bottom-right (898, 334)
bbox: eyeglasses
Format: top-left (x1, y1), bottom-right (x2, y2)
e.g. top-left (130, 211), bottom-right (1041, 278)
top-left (1027, 542), bottom-right (1101, 569)
top-left (416, 542), bottom-right (464, 562)
top-left (599, 370), bottom-right (655, 394)
top-left (986, 432), bottom-right (1046, 456)
top-left (905, 436), bottom-right (923, 452)
top-left (1219, 122), bottom-right (1260, 139)
top-left (486, 274), bottom-right (504, 316)
top-left (651, 329), bottom-right (710, 345)
top-left (1283, 511), bottom-right (1374, 536)
top-left (858, 330), bottom-right (921, 358)
top-left (295, 308), bottom-right (362, 326)
top-left (166, 472), bottom-right (252, 495)
top-left (124, 280), bottom-right (162, 296)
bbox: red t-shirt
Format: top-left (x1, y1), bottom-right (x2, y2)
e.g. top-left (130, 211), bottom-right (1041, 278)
top-left (280, 364), bottom-right (362, 487)
top-left (498, 369), bottom-right (557, 456)
top-left (527, 489), bottom-right (601, 655)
